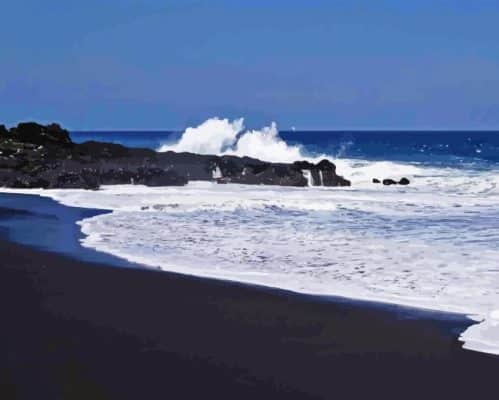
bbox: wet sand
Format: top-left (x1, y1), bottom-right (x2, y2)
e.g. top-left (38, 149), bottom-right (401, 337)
top-left (1, 195), bottom-right (499, 399)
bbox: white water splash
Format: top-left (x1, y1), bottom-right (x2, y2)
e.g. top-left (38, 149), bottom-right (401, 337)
top-left (160, 118), bottom-right (244, 155)
top-left (212, 166), bottom-right (223, 179)
top-left (159, 118), bottom-right (310, 163)
top-left (302, 170), bottom-right (313, 187)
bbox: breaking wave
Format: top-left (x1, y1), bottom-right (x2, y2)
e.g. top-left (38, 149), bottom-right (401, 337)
top-left (158, 117), bottom-right (428, 186)
top-left (158, 117), bottom-right (314, 163)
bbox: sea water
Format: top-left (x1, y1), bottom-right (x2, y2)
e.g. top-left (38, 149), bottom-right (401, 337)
top-left (6, 118), bottom-right (499, 356)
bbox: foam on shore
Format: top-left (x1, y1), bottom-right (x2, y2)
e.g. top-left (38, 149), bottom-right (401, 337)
top-left (3, 170), bottom-right (499, 357)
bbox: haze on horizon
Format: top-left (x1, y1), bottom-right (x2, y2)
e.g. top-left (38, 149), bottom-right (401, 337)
top-left (1, 0), bottom-right (499, 131)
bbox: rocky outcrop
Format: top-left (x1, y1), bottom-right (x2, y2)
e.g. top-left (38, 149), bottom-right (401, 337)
top-left (372, 178), bottom-right (411, 186)
top-left (10, 122), bottom-right (73, 147)
top-left (293, 160), bottom-right (351, 187)
top-left (215, 160), bottom-right (307, 186)
top-left (214, 158), bottom-right (352, 187)
top-left (0, 122), bottom-right (351, 190)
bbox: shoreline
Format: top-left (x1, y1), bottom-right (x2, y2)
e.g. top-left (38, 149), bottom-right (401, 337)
top-left (0, 190), bottom-right (479, 322)
top-left (0, 189), bottom-right (491, 347)
top-left (2, 192), bottom-right (499, 398)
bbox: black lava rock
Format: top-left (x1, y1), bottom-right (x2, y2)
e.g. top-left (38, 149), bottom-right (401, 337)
top-left (11, 122), bottom-right (73, 147)
top-left (0, 121), bottom-right (352, 190)
top-left (292, 159), bottom-right (350, 187)
top-left (50, 171), bottom-right (100, 190)
top-left (316, 159), bottom-right (336, 172)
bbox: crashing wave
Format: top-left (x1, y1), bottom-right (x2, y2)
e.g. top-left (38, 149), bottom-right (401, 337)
top-left (158, 117), bottom-right (427, 186)
top-left (158, 117), bottom-right (315, 163)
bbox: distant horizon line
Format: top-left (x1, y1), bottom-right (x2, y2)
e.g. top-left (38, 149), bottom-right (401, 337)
top-left (70, 128), bottom-right (499, 133)
top-left (4, 121), bottom-right (499, 133)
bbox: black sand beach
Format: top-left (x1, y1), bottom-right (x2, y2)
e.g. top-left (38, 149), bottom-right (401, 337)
top-left (1, 195), bottom-right (499, 399)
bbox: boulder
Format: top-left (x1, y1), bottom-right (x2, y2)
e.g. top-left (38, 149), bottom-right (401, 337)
top-left (11, 122), bottom-right (73, 147)
top-left (293, 159), bottom-right (350, 187)
top-left (316, 159), bottom-right (336, 172)
top-left (377, 177), bottom-right (411, 186)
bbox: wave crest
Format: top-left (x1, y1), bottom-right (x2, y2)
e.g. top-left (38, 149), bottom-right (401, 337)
top-left (158, 117), bottom-right (314, 163)
top-left (158, 117), bottom-right (489, 188)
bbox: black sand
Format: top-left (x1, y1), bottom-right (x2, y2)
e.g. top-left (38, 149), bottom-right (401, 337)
top-left (1, 198), bottom-right (499, 399)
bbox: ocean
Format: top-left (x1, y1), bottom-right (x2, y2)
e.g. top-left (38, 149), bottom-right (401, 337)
top-left (11, 118), bottom-right (499, 356)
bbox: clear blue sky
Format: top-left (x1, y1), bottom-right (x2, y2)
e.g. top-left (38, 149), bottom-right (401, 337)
top-left (1, 0), bottom-right (499, 130)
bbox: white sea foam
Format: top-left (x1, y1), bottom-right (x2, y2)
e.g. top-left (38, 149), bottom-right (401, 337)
top-left (160, 118), bottom-right (245, 155)
top-left (158, 118), bottom-right (311, 163)
top-left (4, 175), bottom-right (499, 357)
top-left (3, 118), bottom-right (499, 357)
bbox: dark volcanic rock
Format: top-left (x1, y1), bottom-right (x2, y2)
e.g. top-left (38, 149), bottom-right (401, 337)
top-left (220, 163), bottom-right (307, 186)
top-left (11, 175), bottom-right (50, 189)
top-left (318, 159), bottom-right (350, 187)
top-left (220, 156), bottom-right (352, 187)
top-left (0, 123), bottom-right (189, 190)
top-left (0, 122), bottom-right (351, 190)
top-left (49, 170), bottom-right (100, 190)
top-left (377, 177), bottom-right (411, 186)
top-left (11, 122), bottom-right (72, 147)
top-left (293, 161), bottom-right (315, 170)
top-left (133, 168), bottom-right (188, 187)
top-left (292, 159), bottom-right (350, 187)
top-left (316, 159), bottom-right (336, 171)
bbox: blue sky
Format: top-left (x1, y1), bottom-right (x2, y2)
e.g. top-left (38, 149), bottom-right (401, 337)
top-left (1, 0), bottom-right (499, 130)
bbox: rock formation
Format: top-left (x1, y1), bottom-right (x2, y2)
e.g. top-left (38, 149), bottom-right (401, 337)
top-left (371, 178), bottom-right (410, 186)
top-left (0, 122), bottom-right (351, 190)
top-left (293, 160), bottom-right (350, 187)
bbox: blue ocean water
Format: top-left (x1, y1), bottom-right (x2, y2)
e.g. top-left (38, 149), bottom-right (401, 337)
top-left (0, 193), bottom-right (135, 268)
